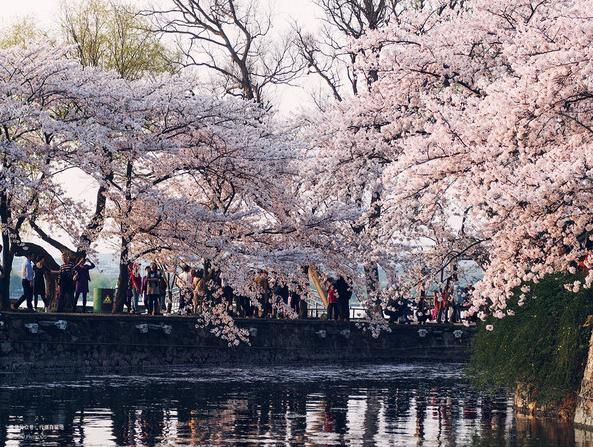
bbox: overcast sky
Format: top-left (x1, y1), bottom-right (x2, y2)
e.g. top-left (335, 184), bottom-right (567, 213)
top-left (1, 0), bottom-right (322, 27)
top-left (1, 0), bottom-right (325, 111)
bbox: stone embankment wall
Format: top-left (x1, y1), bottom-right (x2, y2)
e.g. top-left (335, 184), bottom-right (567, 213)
top-left (514, 383), bottom-right (576, 421)
top-left (575, 331), bottom-right (593, 428)
top-left (0, 312), bottom-right (474, 373)
top-left (515, 329), bottom-right (593, 430)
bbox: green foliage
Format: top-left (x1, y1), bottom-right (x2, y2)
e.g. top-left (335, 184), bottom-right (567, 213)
top-left (61, 0), bottom-right (180, 80)
top-left (0, 18), bottom-right (47, 49)
top-left (470, 273), bottom-right (593, 405)
top-left (91, 272), bottom-right (116, 289)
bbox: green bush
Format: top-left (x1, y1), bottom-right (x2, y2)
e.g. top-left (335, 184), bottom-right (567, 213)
top-left (91, 273), bottom-right (117, 289)
top-left (470, 273), bottom-right (593, 405)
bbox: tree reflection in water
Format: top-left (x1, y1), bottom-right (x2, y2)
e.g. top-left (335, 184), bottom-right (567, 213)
top-left (0, 363), bottom-right (581, 446)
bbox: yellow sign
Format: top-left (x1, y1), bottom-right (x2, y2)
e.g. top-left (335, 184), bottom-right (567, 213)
top-left (103, 295), bottom-right (112, 304)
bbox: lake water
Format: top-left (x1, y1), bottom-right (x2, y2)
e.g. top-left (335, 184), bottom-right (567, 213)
top-left (0, 363), bottom-right (588, 446)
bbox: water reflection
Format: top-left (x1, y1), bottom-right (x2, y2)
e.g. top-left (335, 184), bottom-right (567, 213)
top-left (0, 363), bottom-right (585, 446)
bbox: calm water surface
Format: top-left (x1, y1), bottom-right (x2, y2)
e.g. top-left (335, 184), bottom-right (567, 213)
top-left (0, 363), bottom-right (589, 446)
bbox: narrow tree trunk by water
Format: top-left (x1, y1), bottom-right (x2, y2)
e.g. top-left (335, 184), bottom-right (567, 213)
top-left (0, 190), bottom-right (12, 309)
top-left (114, 160), bottom-right (133, 314)
top-left (0, 234), bottom-right (11, 310)
top-left (113, 238), bottom-right (129, 314)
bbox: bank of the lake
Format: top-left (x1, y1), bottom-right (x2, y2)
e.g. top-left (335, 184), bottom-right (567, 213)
top-left (470, 274), bottom-right (593, 426)
top-left (0, 312), bottom-right (474, 373)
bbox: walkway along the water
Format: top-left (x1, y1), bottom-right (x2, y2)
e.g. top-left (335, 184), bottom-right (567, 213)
top-left (0, 312), bottom-right (474, 373)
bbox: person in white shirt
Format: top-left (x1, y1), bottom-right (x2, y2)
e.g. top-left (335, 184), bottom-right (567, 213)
top-left (13, 257), bottom-right (34, 311)
top-left (177, 265), bottom-right (193, 313)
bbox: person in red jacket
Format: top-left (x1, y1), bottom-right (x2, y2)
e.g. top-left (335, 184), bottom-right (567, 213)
top-left (128, 263), bottom-right (142, 314)
top-left (431, 291), bottom-right (441, 322)
top-left (327, 280), bottom-right (339, 320)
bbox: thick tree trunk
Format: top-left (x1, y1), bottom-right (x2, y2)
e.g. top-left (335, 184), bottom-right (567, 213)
top-left (0, 232), bottom-right (12, 310)
top-left (0, 190), bottom-right (13, 310)
top-left (79, 175), bottom-right (112, 252)
top-left (364, 263), bottom-right (381, 313)
top-left (114, 160), bottom-right (133, 314)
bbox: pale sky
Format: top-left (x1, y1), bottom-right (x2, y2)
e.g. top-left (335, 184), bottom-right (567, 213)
top-left (1, 0), bottom-right (322, 28)
top-left (0, 0), bottom-right (326, 111)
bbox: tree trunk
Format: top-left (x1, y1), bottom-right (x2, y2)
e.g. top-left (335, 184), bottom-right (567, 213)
top-left (113, 237), bottom-right (129, 313)
top-left (0, 232), bottom-right (12, 310)
top-left (363, 187), bottom-right (383, 316)
top-left (114, 159), bottom-right (134, 313)
top-left (364, 263), bottom-right (381, 311)
top-left (0, 190), bottom-right (13, 310)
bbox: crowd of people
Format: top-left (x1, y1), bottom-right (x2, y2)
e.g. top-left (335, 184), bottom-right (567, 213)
top-left (124, 264), bottom-right (353, 320)
top-left (386, 281), bottom-right (475, 325)
top-left (12, 252), bottom-right (95, 313)
top-left (7, 246), bottom-right (472, 325)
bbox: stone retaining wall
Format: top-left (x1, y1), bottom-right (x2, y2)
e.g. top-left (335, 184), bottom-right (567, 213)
top-left (0, 312), bottom-right (474, 373)
top-left (575, 330), bottom-right (593, 428)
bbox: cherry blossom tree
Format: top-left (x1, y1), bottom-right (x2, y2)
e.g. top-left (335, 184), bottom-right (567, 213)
top-left (0, 42), bottom-right (355, 319)
top-left (0, 45), bottom-right (125, 307)
top-left (309, 0), bottom-right (593, 325)
top-left (109, 89), bottom-right (360, 314)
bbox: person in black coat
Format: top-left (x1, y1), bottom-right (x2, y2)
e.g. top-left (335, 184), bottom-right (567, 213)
top-left (415, 291), bottom-right (430, 325)
top-left (334, 276), bottom-right (352, 320)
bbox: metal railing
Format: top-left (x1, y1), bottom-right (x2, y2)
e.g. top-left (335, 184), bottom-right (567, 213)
top-left (306, 302), bottom-right (366, 320)
top-left (167, 289), bottom-right (365, 320)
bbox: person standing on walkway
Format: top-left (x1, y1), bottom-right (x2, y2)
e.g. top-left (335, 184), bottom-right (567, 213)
top-left (13, 257), bottom-right (34, 311)
top-left (452, 285), bottom-right (465, 323)
top-left (74, 257), bottom-right (95, 313)
top-left (255, 270), bottom-right (271, 318)
top-left (56, 253), bottom-right (75, 313)
top-left (272, 279), bottom-right (289, 318)
top-left (416, 291), bottom-right (430, 324)
top-left (431, 291), bottom-right (440, 322)
top-left (32, 257), bottom-right (48, 311)
top-left (128, 263), bottom-right (142, 314)
top-left (288, 288), bottom-right (301, 317)
top-left (146, 262), bottom-right (164, 315)
top-left (192, 269), bottom-right (207, 314)
top-left (334, 276), bottom-right (352, 321)
top-left (327, 280), bottom-right (339, 321)
top-left (437, 279), bottom-right (453, 324)
top-left (177, 265), bottom-right (193, 313)
top-left (141, 265), bottom-right (151, 314)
